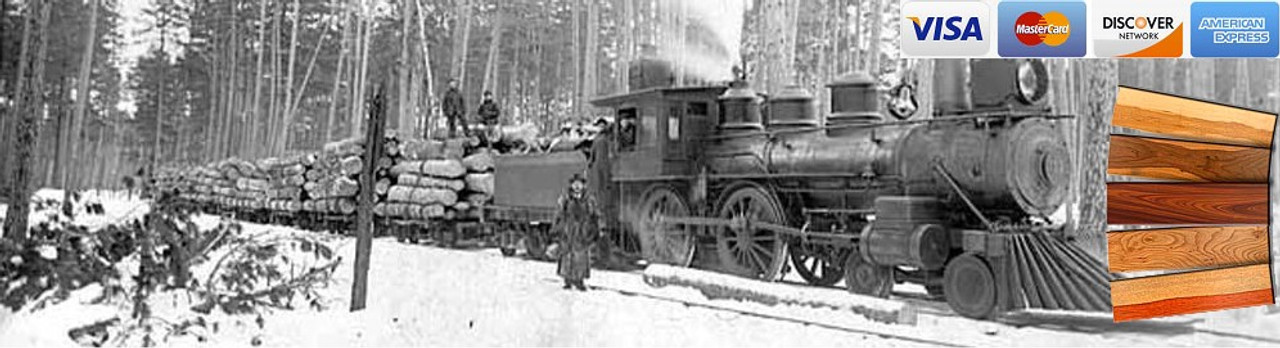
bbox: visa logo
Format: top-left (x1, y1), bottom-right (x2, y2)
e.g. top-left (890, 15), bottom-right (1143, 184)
top-left (908, 16), bottom-right (984, 41)
top-left (900, 1), bottom-right (991, 57)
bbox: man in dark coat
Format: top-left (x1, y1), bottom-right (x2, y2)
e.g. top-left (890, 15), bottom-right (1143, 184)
top-left (476, 90), bottom-right (501, 145)
top-left (553, 173), bottom-right (601, 291)
top-left (441, 78), bottom-right (470, 138)
top-left (477, 90), bottom-right (500, 126)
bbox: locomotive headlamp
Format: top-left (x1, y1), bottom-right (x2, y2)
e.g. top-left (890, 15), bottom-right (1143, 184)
top-left (1016, 59), bottom-right (1049, 104)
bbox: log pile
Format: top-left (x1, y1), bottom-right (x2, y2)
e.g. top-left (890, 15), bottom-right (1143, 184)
top-left (177, 135), bottom-right (495, 221)
top-left (376, 138), bottom-right (494, 220)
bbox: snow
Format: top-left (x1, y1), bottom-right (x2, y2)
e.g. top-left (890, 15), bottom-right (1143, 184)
top-left (0, 189), bottom-right (149, 230)
top-left (3, 193), bottom-right (1280, 346)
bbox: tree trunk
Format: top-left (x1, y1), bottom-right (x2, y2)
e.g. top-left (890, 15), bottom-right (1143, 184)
top-left (451, 0), bottom-right (473, 87)
top-left (5, 0), bottom-right (52, 242)
top-left (65, 0), bottom-right (99, 194)
top-left (1075, 60), bottom-right (1118, 261)
top-left (153, 25), bottom-right (168, 171)
top-left (570, 0), bottom-right (581, 117)
top-left (268, 1), bottom-right (282, 156)
top-left (583, 0), bottom-right (597, 102)
top-left (280, 0), bottom-right (301, 153)
top-left (398, 0), bottom-right (413, 138)
top-left (251, 0), bottom-right (268, 158)
top-left (481, 9), bottom-right (504, 98)
top-left (326, 1), bottom-right (352, 142)
top-left (350, 6), bottom-right (372, 137)
top-left (413, 0), bottom-right (436, 139)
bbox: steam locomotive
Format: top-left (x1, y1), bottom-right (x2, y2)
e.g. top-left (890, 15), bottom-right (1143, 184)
top-left (548, 58), bottom-right (1086, 319)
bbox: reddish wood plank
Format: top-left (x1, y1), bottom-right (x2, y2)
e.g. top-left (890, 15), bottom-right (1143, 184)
top-left (1111, 264), bottom-right (1273, 321)
top-left (1108, 134), bottom-right (1269, 182)
top-left (1113, 289), bottom-right (1274, 322)
top-left (1107, 183), bottom-right (1268, 224)
top-left (1113, 86), bottom-right (1275, 147)
top-left (1107, 226), bottom-right (1270, 273)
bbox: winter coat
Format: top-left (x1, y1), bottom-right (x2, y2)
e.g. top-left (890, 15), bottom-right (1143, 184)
top-left (442, 87), bottom-right (466, 118)
top-left (477, 100), bottom-right (500, 125)
top-left (553, 189), bottom-right (600, 280)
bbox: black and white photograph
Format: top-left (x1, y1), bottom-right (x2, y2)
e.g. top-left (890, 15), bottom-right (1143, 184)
top-left (1, 0), bottom-right (1279, 346)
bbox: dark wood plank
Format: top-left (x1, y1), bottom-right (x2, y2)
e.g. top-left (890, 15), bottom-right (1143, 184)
top-left (1108, 134), bottom-right (1269, 182)
top-left (1114, 86), bottom-right (1275, 148)
top-left (1107, 183), bottom-right (1268, 224)
top-left (1112, 264), bottom-right (1273, 322)
top-left (1108, 226), bottom-right (1270, 273)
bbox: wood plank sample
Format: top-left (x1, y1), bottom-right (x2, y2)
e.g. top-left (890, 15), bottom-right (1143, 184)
top-left (1108, 134), bottom-right (1269, 182)
top-left (1107, 183), bottom-right (1268, 224)
top-left (1107, 226), bottom-right (1270, 273)
top-left (1112, 264), bottom-right (1274, 322)
top-left (1114, 86), bottom-right (1275, 148)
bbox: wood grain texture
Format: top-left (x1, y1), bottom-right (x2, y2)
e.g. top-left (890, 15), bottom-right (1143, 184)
top-left (1114, 86), bottom-right (1275, 148)
top-left (1107, 226), bottom-right (1270, 273)
top-left (1111, 264), bottom-right (1274, 322)
top-left (1113, 289), bottom-right (1274, 322)
top-left (1108, 134), bottom-right (1269, 182)
top-left (1107, 183), bottom-right (1268, 224)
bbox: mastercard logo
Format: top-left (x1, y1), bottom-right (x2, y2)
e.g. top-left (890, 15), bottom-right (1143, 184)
top-left (1014, 11), bottom-right (1071, 47)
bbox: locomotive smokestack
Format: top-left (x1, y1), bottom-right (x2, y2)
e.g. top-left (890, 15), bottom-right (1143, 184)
top-left (766, 85), bottom-right (819, 130)
top-left (826, 72), bottom-right (885, 130)
top-left (717, 80), bottom-right (765, 134)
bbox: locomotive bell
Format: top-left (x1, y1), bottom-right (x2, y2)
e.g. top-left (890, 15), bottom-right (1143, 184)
top-left (826, 72), bottom-right (885, 126)
top-left (767, 85), bottom-right (819, 129)
top-left (717, 80), bottom-right (764, 133)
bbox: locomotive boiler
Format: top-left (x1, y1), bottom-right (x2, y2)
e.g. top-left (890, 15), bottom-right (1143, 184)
top-left (590, 58), bottom-right (1108, 319)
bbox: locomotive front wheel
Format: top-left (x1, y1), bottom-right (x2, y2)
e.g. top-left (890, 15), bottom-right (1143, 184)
top-left (943, 253), bottom-right (998, 319)
top-left (789, 243), bottom-right (845, 287)
top-left (843, 249), bottom-right (892, 297)
top-left (638, 186), bottom-right (696, 267)
top-left (713, 186), bottom-right (789, 280)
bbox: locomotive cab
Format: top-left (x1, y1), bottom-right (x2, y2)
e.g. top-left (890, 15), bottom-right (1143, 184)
top-left (591, 86), bottom-right (726, 180)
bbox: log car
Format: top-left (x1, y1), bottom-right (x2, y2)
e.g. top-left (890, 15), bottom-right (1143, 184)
top-left (579, 59), bottom-right (1111, 319)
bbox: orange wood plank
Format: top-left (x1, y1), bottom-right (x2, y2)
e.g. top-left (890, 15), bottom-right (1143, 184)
top-left (1107, 226), bottom-right (1270, 273)
top-left (1108, 134), bottom-right (1269, 182)
top-left (1106, 183), bottom-right (1268, 225)
top-left (1113, 289), bottom-right (1273, 322)
top-left (1113, 86), bottom-right (1275, 148)
top-left (1111, 264), bottom-right (1273, 322)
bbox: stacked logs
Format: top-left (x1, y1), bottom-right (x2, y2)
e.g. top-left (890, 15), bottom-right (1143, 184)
top-left (376, 138), bottom-right (494, 220)
top-left (177, 135), bottom-right (494, 222)
top-left (299, 137), bottom-right (365, 215)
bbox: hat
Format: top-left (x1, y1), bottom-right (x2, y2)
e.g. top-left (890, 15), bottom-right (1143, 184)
top-left (569, 173), bottom-right (587, 184)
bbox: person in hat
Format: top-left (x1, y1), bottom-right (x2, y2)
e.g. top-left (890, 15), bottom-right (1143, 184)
top-left (476, 90), bottom-right (501, 145)
top-left (441, 78), bottom-right (470, 138)
top-left (552, 173), bottom-right (602, 291)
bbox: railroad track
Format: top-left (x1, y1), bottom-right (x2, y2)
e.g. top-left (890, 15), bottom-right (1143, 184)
top-left (232, 216), bottom-right (1280, 346)
top-left (534, 277), bottom-right (968, 347)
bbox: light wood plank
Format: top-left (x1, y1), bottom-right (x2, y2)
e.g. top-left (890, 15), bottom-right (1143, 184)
top-left (1108, 134), bottom-right (1269, 182)
top-left (1107, 183), bottom-right (1268, 225)
top-left (1107, 226), bottom-right (1270, 273)
top-left (1111, 264), bottom-right (1273, 321)
top-left (1113, 86), bottom-right (1275, 148)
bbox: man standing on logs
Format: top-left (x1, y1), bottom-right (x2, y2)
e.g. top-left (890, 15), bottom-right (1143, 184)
top-left (441, 78), bottom-right (470, 138)
top-left (553, 173), bottom-right (601, 291)
top-left (476, 90), bottom-right (500, 144)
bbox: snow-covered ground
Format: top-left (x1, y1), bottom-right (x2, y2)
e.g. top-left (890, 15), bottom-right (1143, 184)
top-left (2, 192), bottom-right (1280, 347)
